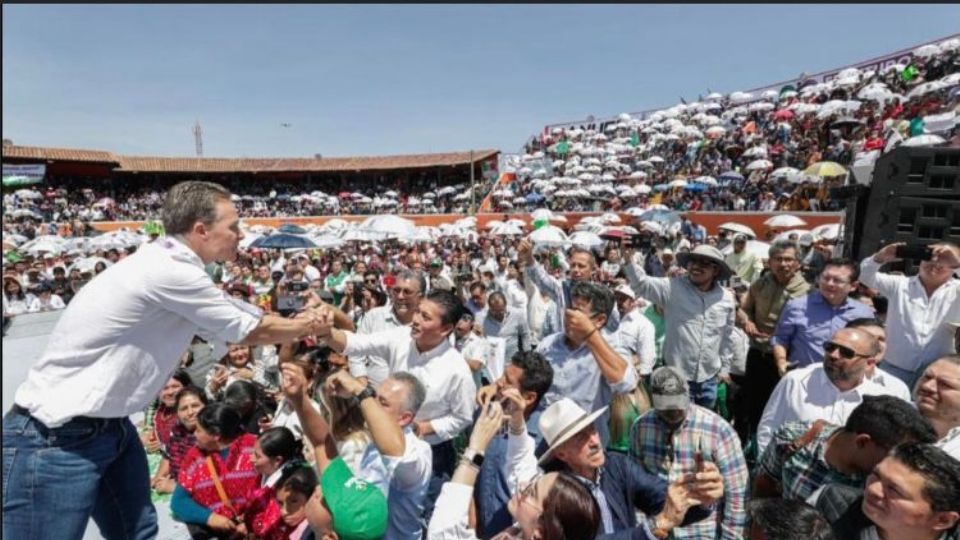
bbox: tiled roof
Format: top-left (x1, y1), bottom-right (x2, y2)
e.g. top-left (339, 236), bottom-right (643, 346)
top-left (2, 145), bottom-right (498, 173)
top-left (2, 145), bottom-right (120, 164)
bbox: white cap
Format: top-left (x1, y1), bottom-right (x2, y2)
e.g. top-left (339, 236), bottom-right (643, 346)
top-left (614, 284), bottom-right (636, 300)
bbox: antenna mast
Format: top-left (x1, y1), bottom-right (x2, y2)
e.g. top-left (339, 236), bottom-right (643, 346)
top-left (193, 120), bottom-right (203, 157)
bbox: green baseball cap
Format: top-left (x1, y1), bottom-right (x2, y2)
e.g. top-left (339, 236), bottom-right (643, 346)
top-left (321, 457), bottom-right (388, 540)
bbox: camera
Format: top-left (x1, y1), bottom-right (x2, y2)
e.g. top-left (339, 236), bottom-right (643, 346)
top-left (277, 280), bottom-right (309, 315)
top-left (628, 234), bottom-right (652, 250)
top-left (895, 244), bottom-right (933, 261)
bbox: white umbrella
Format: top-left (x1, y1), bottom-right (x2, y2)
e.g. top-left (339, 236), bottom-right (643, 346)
top-left (311, 235), bottom-right (346, 249)
top-left (668, 178), bottom-right (688, 189)
top-left (913, 44), bottom-right (941, 58)
top-left (68, 257), bottom-right (113, 274)
top-left (746, 159), bottom-right (773, 172)
top-left (14, 189), bottom-right (43, 199)
top-left (531, 208), bottom-right (554, 222)
top-left (902, 134), bottom-right (946, 147)
top-left (692, 176), bottom-right (718, 186)
top-left (721, 240), bottom-right (771, 259)
top-left (907, 81), bottom-right (946, 99)
top-left (437, 186), bottom-right (458, 196)
top-left (528, 225), bottom-right (568, 248)
top-left (634, 184), bottom-right (652, 195)
top-left (743, 146), bottom-right (768, 158)
top-left (637, 221), bottom-right (664, 235)
top-left (549, 214), bottom-right (568, 224)
top-left (491, 222), bottom-right (523, 236)
top-left (601, 212), bottom-right (622, 224)
top-left (705, 126), bottom-right (726, 138)
top-left (772, 229), bottom-right (811, 243)
top-left (812, 223), bottom-right (841, 241)
top-left (764, 214), bottom-right (808, 228)
top-left (568, 232), bottom-right (604, 250)
top-left (770, 167), bottom-right (801, 180)
top-left (717, 222), bottom-right (757, 239)
top-left (730, 91), bottom-right (754, 104)
top-left (484, 220), bottom-right (504, 230)
top-left (359, 215), bottom-right (417, 239)
top-left (705, 92), bottom-right (724, 101)
top-left (647, 156), bottom-right (665, 164)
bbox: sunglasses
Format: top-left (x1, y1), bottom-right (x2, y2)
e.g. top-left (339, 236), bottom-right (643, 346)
top-left (687, 257), bottom-right (718, 269)
top-left (824, 341), bottom-right (868, 360)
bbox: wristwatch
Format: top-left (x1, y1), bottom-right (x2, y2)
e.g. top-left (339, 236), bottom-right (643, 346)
top-left (351, 384), bottom-right (377, 407)
top-left (462, 447), bottom-right (485, 468)
top-left (651, 515), bottom-right (671, 539)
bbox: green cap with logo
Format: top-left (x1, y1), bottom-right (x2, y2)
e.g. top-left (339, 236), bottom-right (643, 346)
top-left (321, 457), bottom-right (388, 540)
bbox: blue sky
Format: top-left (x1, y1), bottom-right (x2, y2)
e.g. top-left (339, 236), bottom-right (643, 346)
top-left (3, 4), bottom-right (958, 158)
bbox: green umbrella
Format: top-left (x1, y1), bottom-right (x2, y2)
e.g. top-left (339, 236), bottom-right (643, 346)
top-left (556, 140), bottom-right (570, 156)
top-left (901, 64), bottom-right (920, 83)
top-left (5, 251), bottom-right (23, 263)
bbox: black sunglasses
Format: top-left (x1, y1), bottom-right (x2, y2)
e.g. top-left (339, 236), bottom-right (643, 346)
top-left (824, 341), bottom-right (867, 360)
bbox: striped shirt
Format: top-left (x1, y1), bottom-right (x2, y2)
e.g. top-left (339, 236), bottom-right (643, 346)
top-left (630, 405), bottom-right (748, 540)
top-left (757, 421), bottom-right (863, 502)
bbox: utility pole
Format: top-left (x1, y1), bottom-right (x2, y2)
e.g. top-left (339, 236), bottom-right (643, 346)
top-left (193, 120), bottom-right (203, 157)
top-left (469, 149), bottom-right (475, 215)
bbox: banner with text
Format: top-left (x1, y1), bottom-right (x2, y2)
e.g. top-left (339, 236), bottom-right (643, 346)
top-left (2, 164), bottom-right (46, 187)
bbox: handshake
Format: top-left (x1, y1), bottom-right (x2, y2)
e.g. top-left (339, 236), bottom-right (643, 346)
top-left (294, 305), bottom-right (335, 337)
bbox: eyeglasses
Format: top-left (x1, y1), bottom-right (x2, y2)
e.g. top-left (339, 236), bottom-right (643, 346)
top-left (365, 278), bottom-right (378, 284)
top-left (687, 258), bottom-right (718, 269)
top-left (391, 287), bottom-right (419, 297)
top-left (824, 341), bottom-right (868, 360)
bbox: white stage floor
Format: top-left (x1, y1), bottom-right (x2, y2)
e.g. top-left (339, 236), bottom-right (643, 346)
top-left (3, 311), bottom-right (189, 539)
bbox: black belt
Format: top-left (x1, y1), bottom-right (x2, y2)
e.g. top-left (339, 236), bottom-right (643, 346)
top-left (11, 404), bottom-right (116, 424)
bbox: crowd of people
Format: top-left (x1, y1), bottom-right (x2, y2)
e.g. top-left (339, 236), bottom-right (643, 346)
top-left (494, 37), bottom-right (960, 214)
top-left (2, 175), bottom-right (491, 225)
top-left (4, 179), bottom-right (959, 540)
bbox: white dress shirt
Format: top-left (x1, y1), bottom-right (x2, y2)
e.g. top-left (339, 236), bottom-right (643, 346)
top-left (342, 326), bottom-right (477, 444)
top-left (350, 304), bottom-right (410, 386)
top-left (756, 364), bottom-right (899, 455)
top-left (859, 257), bottom-right (960, 373)
top-left (616, 309), bottom-right (658, 376)
top-left (868, 367), bottom-right (912, 401)
top-left (359, 427), bottom-right (433, 540)
top-left (936, 426), bottom-right (960, 460)
top-left (15, 236), bottom-right (262, 427)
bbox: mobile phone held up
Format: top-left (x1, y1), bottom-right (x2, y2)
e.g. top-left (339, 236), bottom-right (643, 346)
top-left (895, 244), bottom-right (933, 261)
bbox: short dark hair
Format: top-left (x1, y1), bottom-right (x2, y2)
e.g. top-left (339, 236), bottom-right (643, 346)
top-left (223, 379), bottom-right (260, 417)
top-left (170, 368), bottom-right (194, 389)
top-left (174, 385), bottom-right (209, 410)
top-left (889, 444), bottom-right (960, 513)
top-left (571, 281), bottom-right (615, 319)
top-left (747, 499), bottom-right (835, 540)
top-left (276, 462), bottom-right (318, 498)
top-left (487, 291), bottom-right (507, 305)
top-left (511, 351), bottom-right (554, 409)
top-left (845, 395), bottom-right (937, 448)
top-left (846, 317), bottom-right (884, 329)
top-left (162, 181), bottom-right (232, 235)
top-left (469, 281), bottom-right (487, 293)
top-left (258, 426), bottom-right (303, 463)
top-left (822, 257), bottom-right (859, 282)
top-left (424, 289), bottom-right (466, 327)
top-left (197, 402), bottom-right (243, 440)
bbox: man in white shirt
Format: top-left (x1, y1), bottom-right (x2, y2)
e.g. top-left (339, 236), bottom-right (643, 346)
top-left (289, 366), bottom-right (432, 540)
top-left (315, 289), bottom-right (477, 523)
top-left (914, 354), bottom-right (960, 460)
top-left (3, 181), bottom-right (327, 540)
top-left (613, 284), bottom-right (657, 380)
top-left (350, 270), bottom-right (425, 386)
top-left (859, 242), bottom-right (960, 387)
top-left (756, 327), bottom-right (900, 455)
top-left (314, 289), bottom-right (476, 461)
top-left (845, 317), bottom-right (912, 401)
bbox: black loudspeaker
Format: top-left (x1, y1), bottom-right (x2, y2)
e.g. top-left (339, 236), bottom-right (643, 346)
top-left (840, 146), bottom-right (960, 262)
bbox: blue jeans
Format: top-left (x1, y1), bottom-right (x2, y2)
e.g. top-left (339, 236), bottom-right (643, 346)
top-left (689, 376), bottom-right (719, 410)
top-left (2, 407), bottom-right (158, 540)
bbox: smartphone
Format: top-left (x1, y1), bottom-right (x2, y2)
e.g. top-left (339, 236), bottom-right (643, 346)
top-left (896, 244), bottom-right (933, 261)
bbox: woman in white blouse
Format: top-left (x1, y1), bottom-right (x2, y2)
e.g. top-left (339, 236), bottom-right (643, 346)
top-left (427, 400), bottom-right (601, 540)
top-left (2, 276), bottom-right (35, 316)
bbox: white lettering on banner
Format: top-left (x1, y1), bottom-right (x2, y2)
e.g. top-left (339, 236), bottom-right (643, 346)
top-left (2, 164), bottom-right (47, 184)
